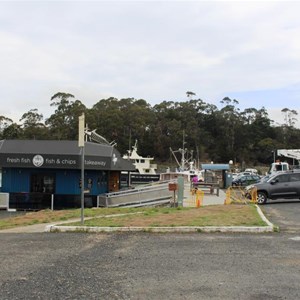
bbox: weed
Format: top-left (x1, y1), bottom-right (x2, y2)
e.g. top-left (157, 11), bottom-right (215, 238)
top-left (30, 219), bottom-right (39, 224)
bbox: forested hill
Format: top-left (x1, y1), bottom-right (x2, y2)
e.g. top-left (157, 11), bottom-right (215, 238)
top-left (1, 92), bottom-right (299, 168)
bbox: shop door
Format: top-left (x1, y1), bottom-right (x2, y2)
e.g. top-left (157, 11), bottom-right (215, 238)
top-left (109, 171), bottom-right (120, 192)
top-left (31, 173), bottom-right (55, 193)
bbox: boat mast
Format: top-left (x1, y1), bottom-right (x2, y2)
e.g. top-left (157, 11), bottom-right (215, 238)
top-left (170, 130), bottom-right (196, 171)
top-left (181, 130), bottom-right (186, 170)
top-left (128, 128), bottom-right (132, 155)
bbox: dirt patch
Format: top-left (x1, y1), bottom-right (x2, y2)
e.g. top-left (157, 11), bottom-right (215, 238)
top-left (0, 209), bottom-right (79, 229)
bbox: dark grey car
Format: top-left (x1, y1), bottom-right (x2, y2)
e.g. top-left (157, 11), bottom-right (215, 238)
top-left (251, 171), bottom-right (300, 204)
top-left (232, 174), bottom-right (261, 186)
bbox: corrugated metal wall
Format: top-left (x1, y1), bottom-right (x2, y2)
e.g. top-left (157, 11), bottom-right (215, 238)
top-left (2, 168), bottom-right (30, 192)
top-left (2, 168), bottom-right (109, 196)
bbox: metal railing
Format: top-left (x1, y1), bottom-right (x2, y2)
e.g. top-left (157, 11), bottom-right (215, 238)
top-left (97, 182), bottom-right (173, 207)
top-left (191, 182), bottom-right (220, 196)
top-left (7, 181), bottom-right (176, 210)
top-left (224, 186), bottom-right (257, 205)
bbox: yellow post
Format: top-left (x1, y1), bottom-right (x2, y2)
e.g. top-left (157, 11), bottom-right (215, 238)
top-left (225, 188), bottom-right (232, 205)
top-left (251, 187), bottom-right (258, 203)
top-left (196, 190), bottom-right (204, 207)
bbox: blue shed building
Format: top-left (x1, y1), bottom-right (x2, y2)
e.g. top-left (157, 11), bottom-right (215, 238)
top-left (0, 140), bottom-right (135, 210)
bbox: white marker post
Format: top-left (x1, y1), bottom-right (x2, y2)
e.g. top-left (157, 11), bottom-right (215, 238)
top-left (78, 113), bottom-right (85, 225)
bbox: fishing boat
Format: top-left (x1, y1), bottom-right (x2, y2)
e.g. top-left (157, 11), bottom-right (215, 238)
top-left (121, 140), bottom-right (160, 185)
top-left (160, 146), bottom-right (205, 182)
top-left (159, 131), bottom-right (208, 182)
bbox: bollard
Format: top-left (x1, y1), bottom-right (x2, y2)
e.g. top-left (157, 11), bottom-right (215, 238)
top-left (224, 188), bottom-right (231, 205)
top-left (196, 190), bottom-right (204, 207)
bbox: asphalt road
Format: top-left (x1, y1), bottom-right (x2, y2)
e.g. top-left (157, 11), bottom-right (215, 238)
top-left (261, 199), bottom-right (300, 233)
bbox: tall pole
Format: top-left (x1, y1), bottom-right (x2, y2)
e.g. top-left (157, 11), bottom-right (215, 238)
top-left (80, 147), bottom-right (85, 225)
top-left (78, 113), bottom-right (85, 225)
top-left (181, 130), bottom-right (185, 170)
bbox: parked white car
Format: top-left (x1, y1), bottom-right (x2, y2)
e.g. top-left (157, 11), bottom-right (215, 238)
top-left (245, 168), bottom-right (258, 175)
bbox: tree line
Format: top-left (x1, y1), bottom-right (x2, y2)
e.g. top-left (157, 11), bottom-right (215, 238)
top-left (0, 92), bottom-right (299, 169)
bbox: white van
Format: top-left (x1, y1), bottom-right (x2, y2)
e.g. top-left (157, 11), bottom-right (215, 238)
top-left (268, 162), bottom-right (289, 175)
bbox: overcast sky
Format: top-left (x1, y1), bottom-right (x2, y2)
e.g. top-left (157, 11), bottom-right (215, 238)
top-left (1, 1), bottom-right (300, 128)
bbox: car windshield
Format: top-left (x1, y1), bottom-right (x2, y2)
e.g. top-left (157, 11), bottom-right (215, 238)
top-left (266, 173), bottom-right (284, 183)
top-left (260, 175), bottom-right (272, 182)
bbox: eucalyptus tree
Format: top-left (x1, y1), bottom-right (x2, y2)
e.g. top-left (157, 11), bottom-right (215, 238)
top-left (276, 108), bottom-right (300, 148)
top-left (197, 102), bottom-right (220, 163)
top-left (0, 116), bottom-right (13, 139)
top-left (152, 101), bottom-right (182, 160)
top-left (186, 91), bottom-right (196, 99)
top-left (281, 108), bottom-right (298, 128)
top-left (174, 99), bottom-right (210, 165)
top-left (118, 98), bottom-right (155, 156)
top-left (1, 123), bottom-right (23, 139)
top-left (154, 98), bottom-right (225, 164)
top-left (88, 97), bottom-right (155, 155)
top-left (19, 109), bottom-right (48, 139)
top-left (255, 137), bottom-right (281, 164)
top-left (283, 127), bottom-right (300, 149)
top-left (217, 97), bottom-right (242, 162)
top-left (46, 92), bottom-right (86, 140)
top-left (88, 97), bottom-right (122, 140)
top-left (240, 107), bottom-right (275, 164)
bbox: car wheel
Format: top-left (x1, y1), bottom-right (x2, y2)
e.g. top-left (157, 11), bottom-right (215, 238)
top-left (257, 191), bottom-right (267, 204)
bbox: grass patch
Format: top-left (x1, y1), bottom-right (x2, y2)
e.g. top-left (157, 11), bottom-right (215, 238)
top-left (0, 207), bottom-right (148, 230)
top-left (66, 205), bottom-right (267, 228)
top-left (0, 205), bottom-right (268, 230)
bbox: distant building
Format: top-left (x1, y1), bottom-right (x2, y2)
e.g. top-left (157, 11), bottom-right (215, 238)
top-left (0, 140), bottom-right (135, 210)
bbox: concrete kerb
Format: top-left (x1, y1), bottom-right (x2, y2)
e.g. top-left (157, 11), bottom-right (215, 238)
top-left (45, 205), bottom-right (275, 233)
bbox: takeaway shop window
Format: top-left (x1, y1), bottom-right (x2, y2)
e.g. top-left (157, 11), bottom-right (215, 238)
top-left (31, 173), bottom-right (55, 193)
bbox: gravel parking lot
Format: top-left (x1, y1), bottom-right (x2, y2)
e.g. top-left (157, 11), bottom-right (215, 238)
top-left (0, 232), bottom-right (300, 300)
top-left (1, 201), bottom-right (300, 299)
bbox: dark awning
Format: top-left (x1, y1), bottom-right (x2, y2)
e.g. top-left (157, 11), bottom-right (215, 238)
top-left (0, 140), bottom-right (135, 171)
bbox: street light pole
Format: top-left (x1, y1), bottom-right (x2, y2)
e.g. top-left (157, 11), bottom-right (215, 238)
top-left (78, 113), bottom-right (85, 225)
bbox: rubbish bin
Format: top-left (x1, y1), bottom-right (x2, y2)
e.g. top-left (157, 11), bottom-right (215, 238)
top-left (225, 172), bottom-right (233, 188)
